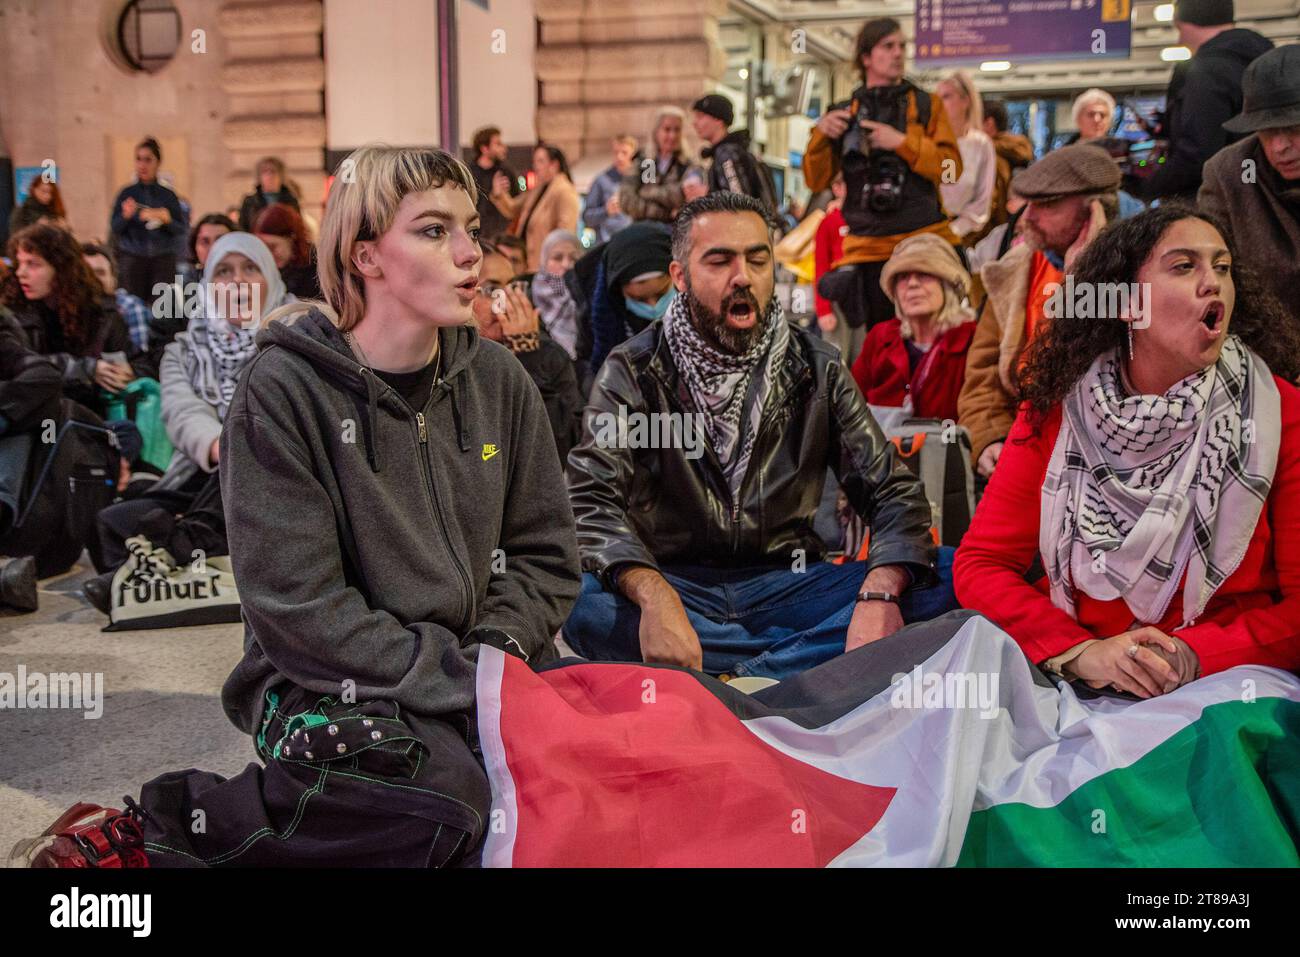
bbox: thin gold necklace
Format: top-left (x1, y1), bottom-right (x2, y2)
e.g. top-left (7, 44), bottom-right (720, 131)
top-left (345, 327), bottom-right (441, 383)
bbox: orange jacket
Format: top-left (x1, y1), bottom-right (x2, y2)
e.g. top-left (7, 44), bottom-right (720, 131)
top-left (804, 86), bottom-right (962, 263)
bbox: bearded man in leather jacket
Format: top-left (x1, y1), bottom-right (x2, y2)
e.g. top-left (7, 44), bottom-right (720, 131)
top-left (562, 192), bottom-right (957, 679)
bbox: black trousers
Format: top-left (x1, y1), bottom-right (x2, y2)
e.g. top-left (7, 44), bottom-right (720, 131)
top-left (816, 260), bottom-right (893, 333)
top-left (94, 470), bottom-right (224, 574)
top-left (137, 684), bottom-right (490, 867)
top-left (116, 251), bottom-right (178, 308)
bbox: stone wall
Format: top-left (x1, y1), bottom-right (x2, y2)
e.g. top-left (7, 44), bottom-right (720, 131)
top-left (0, 0), bottom-right (325, 242)
top-left (534, 0), bottom-right (728, 166)
top-left (0, 0), bottom-right (230, 242)
top-left (219, 0), bottom-right (325, 226)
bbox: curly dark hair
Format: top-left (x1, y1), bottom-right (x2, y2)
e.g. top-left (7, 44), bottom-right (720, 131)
top-left (187, 212), bottom-right (237, 264)
top-left (1017, 203), bottom-right (1300, 432)
top-left (1, 222), bottom-right (106, 354)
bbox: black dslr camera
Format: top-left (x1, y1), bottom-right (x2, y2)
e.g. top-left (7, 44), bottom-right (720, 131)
top-left (863, 152), bottom-right (908, 213)
top-left (842, 88), bottom-right (911, 215)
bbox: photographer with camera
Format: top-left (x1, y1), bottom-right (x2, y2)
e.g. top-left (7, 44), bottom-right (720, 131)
top-left (804, 17), bottom-right (962, 360)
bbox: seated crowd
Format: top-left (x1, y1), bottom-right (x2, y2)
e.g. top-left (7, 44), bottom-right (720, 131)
top-left (3, 31), bottom-right (1299, 869)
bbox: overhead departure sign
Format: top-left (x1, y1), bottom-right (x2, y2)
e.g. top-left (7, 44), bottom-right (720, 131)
top-left (914, 0), bottom-right (1132, 65)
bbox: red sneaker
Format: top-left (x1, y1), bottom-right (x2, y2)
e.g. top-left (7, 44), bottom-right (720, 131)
top-left (7, 800), bottom-right (150, 868)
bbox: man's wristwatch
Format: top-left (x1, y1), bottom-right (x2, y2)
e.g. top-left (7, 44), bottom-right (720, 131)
top-left (856, 591), bottom-right (900, 605)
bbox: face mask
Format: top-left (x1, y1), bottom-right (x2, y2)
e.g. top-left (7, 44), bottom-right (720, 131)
top-left (625, 286), bottom-right (676, 321)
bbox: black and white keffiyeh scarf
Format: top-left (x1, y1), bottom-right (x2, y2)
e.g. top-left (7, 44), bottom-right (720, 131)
top-left (183, 314), bottom-right (259, 420)
top-left (1040, 335), bottom-right (1280, 626)
top-left (663, 290), bottom-right (790, 496)
top-left (530, 270), bottom-right (578, 360)
top-left (184, 233), bottom-right (287, 419)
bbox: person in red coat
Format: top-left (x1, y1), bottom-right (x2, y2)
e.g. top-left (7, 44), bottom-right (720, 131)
top-left (955, 204), bottom-right (1300, 697)
top-left (851, 232), bottom-right (975, 420)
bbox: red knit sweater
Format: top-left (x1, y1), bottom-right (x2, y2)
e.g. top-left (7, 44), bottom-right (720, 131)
top-left (954, 375), bottom-right (1300, 676)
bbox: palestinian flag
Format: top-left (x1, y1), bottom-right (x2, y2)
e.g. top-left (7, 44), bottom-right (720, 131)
top-left (476, 612), bottom-right (1300, 867)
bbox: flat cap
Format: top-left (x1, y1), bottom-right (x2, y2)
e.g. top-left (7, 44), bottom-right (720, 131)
top-left (1012, 143), bottom-right (1122, 203)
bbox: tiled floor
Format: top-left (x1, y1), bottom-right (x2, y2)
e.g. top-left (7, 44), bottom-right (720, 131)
top-left (0, 557), bottom-right (583, 858)
top-left (0, 559), bottom-right (248, 856)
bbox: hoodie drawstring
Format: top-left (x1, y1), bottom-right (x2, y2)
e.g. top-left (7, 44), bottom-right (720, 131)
top-left (450, 375), bottom-right (470, 453)
top-left (359, 366), bottom-right (382, 472)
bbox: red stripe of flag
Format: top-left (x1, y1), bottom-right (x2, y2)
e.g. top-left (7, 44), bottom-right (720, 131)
top-left (491, 654), bottom-right (895, 867)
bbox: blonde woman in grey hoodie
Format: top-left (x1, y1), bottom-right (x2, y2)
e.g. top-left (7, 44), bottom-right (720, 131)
top-left (13, 146), bottom-right (580, 869)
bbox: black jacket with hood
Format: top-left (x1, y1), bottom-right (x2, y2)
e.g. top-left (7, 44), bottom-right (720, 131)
top-left (218, 309), bottom-right (581, 738)
top-left (1139, 27), bottom-right (1273, 202)
top-left (704, 130), bottom-right (778, 213)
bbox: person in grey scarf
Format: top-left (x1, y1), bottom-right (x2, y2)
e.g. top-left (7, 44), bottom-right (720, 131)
top-left (565, 192), bottom-right (953, 680)
top-left (530, 229), bottom-right (581, 359)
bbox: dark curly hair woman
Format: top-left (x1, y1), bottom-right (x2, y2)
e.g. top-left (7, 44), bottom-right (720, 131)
top-left (2, 222), bottom-right (147, 412)
top-left (955, 204), bottom-right (1300, 698)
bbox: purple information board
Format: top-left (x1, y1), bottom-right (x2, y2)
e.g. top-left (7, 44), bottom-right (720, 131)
top-left (915, 0), bottom-right (1132, 64)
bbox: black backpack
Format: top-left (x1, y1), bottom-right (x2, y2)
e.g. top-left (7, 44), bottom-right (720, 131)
top-left (7, 399), bottom-right (119, 576)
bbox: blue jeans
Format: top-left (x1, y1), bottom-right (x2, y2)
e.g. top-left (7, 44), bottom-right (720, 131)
top-left (563, 547), bottom-right (957, 679)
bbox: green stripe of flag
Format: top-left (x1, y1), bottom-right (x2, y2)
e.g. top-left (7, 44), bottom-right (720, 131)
top-left (958, 698), bottom-right (1300, 867)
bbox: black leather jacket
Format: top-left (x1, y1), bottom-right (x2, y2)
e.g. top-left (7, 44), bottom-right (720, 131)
top-left (12, 297), bottom-right (150, 411)
top-left (566, 319), bottom-right (937, 590)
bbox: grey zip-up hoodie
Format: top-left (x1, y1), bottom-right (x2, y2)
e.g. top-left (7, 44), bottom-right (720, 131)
top-left (218, 308), bottom-right (581, 736)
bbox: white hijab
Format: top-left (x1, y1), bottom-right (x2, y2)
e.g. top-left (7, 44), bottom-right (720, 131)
top-left (184, 233), bottom-right (290, 417)
top-left (200, 231), bottom-right (289, 329)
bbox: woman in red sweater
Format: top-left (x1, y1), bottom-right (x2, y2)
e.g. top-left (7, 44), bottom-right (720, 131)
top-left (955, 205), bottom-right (1300, 697)
top-left (851, 232), bottom-right (975, 420)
